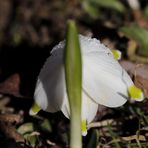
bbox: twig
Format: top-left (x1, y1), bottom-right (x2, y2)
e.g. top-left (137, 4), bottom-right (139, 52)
top-left (0, 113), bottom-right (23, 124)
top-left (87, 119), bottom-right (115, 129)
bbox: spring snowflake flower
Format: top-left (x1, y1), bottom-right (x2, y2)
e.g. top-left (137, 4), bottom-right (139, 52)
top-left (29, 35), bottom-right (144, 136)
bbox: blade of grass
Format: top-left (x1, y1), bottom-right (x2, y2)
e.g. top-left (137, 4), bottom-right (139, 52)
top-left (107, 124), bottom-right (121, 148)
top-left (88, 0), bottom-right (126, 13)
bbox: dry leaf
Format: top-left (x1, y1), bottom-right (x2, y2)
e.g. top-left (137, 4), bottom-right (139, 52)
top-left (0, 74), bottom-right (21, 97)
top-left (0, 122), bottom-right (25, 142)
top-left (120, 60), bottom-right (148, 98)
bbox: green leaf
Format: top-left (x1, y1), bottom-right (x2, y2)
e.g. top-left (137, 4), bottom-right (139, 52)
top-left (64, 20), bottom-right (82, 148)
top-left (82, 1), bottom-right (100, 18)
top-left (87, 130), bottom-right (99, 148)
top-left (120, 25), bottom-right (148, 56)
top-left (39, 119), bottom-right (52, 133)
top-left (25, 134), bottom-right (38, 148)
top-left (17, 123), bottom-right (34, 135)
top-left (64, 20), bottom-right (82, 118)
top-left (85, 0), bottom-right (125, 13)
top-left (144, 6), bottom-right (148, 18)
top-left (12, 32), bottom-right (22, 45)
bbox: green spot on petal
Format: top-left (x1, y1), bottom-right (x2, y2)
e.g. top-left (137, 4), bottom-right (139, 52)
top-left (29, 102), bottom-right (41, 115)
top-left (81, 120), bottom-right (87, 136)
top-left (111, 49), bottom-right (121, 60)
top-left (128, 85), bottom-right (143, 100)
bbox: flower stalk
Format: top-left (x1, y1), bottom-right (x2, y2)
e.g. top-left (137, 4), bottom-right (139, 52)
top-left (64, 20), bottom-right (82, 148)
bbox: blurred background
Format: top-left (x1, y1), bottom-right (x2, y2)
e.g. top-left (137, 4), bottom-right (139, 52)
top-left (0, 0), bottom-right (147, 147)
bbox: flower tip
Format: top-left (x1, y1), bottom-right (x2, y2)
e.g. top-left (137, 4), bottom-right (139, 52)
top-left (29, 108), bottom-right (38, 116)
top-left (128, 85), bottom-right (144, 101)
top-left (81, 120), bottom-right (87, 136)
top-left (111, 49), bottom-right (121, 60)
top-left (82, 131), bottom-right (87, 136)
top-left (29, 102), bottom-right (41, 116)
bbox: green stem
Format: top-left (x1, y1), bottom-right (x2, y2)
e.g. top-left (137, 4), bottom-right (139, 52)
top-left (70, 110), bottom-right (82, 148)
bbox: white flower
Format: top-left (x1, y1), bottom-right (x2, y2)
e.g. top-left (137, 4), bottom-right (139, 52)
top-left (29, 35), bottom-right (144, 136)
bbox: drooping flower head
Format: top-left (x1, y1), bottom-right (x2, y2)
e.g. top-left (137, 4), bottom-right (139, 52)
top-left (29, 35), bottom-right (144, 136)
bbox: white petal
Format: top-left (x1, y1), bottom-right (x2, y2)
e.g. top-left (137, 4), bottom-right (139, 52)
top-left (82, 91), bottom-right (98, 123)
top-left (83, 53), bottom-right (132, 107)
top-left (51, 35), bottom-right (112, 56)
top-left (61, 91), bottom-right (98, 122)
top-left (79, 35), bottom-right (112, 55)
top-left (61, 91), bottom-right (98, 136)
top-left (34, 54), bottom-right (65, 112)
top-left (61, 93), bottom-right (70, 119)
